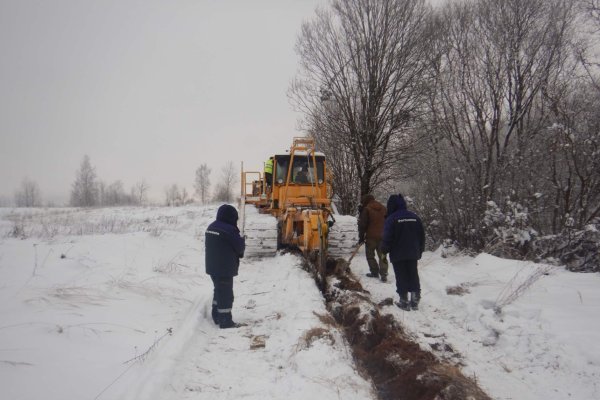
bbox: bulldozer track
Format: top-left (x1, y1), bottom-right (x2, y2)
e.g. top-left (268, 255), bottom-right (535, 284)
top-left (243, 204), bottom-right (358, 261)
top-left (242, 204), bottom-right (278, 258)
top-left (327, 215), bottom-right (359, 259)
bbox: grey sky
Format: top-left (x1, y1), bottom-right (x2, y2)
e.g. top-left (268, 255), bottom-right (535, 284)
top-left (0, 0), bottom-right (323, 204)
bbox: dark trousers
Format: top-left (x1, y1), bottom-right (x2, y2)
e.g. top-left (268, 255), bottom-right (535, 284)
top-left (392, 260), bottom-right (420, 296)
top-left (365, 238), bottom-right (389, 277)
top-left (210, 275), bottom-right (234, 321)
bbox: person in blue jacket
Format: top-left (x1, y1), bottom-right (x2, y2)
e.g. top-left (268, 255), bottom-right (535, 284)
top-left (205, 204), bottom-right (246, 328)
top-left (381, 194), bottom-right (425, 311)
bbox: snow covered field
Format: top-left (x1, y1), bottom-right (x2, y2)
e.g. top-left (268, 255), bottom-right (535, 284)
top-left (0, 206), bottom-right (372, 400)
top-left (0, 205), bottom-right (598, 400)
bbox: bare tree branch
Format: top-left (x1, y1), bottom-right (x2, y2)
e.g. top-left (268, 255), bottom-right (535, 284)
top-left (290, 0), bottom-right (434, 202)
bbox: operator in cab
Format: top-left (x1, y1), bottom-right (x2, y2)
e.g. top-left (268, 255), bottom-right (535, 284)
top-left (294, 165), bottom-right (310, 183)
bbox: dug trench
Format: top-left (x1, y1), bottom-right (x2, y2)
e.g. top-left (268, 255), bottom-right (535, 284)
top-left (304, 257), bottom-right (492, 400)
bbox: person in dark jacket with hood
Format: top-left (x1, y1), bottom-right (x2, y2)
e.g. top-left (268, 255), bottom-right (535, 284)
top-left (205, 204), bottom-right (246, 328)
top-left (381, 194), bottom-right (425, 311)
top-left (358, 194), bottom-right (389, 281)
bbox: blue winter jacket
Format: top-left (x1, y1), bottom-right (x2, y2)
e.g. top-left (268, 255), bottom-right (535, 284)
top-left (381, 194), bottom-right (425, 262)
top-left (205, 205), bottom-right (245, 277)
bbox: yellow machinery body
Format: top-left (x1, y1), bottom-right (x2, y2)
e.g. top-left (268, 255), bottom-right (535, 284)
top-left (241, 137), bottom-right (333, 270)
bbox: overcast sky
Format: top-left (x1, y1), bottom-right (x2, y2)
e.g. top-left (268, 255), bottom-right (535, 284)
top-left (0, 0), bottom-right (324, 204)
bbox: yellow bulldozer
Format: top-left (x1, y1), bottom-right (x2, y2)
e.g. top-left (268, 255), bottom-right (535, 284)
top-left (241, 137), bottom-right (352, 278)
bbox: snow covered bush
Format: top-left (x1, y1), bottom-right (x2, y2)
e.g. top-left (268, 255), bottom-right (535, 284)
top-left (482, 200), bottom-right (537, 259)
top-left (533, 222), bottom-right (600, 273)
top-left (9, 218), bottom-right (27, 239)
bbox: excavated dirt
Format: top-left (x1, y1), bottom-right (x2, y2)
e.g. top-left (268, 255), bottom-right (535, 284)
top-left (312, 258), bottom-right (491, 400)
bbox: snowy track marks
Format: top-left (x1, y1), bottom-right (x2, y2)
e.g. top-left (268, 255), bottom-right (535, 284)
top-left (144, 255), bottom-right (373, 400)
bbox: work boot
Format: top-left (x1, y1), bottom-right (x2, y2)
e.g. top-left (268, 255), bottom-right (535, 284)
top-left (410, 292), bottom-right (421, 310)
top-left (366, 272), bottom-right (379, 279)
top-left (220, 320), bottom-right (244, 329)
top-left (395, 293), bottom-right (410, 311)
top-left (219, 313), bottom-right (239, 329)
top-left (380, 275), bottom-right (387, 283)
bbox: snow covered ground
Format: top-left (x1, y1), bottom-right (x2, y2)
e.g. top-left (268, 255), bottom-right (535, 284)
top-left (356, 250), bottom-right (600, 400)
top-left (0, 205), bottom-right (598, 400)
top-left (0, 206), bottom-right (372, 400)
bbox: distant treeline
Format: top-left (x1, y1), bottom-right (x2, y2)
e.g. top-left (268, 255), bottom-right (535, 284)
top-left (9, 156), bottom-right (239, 208)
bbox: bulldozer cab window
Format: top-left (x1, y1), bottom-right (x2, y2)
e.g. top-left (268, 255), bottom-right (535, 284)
top-left (292, 159), bottom-right (312, 183)
top-left (292, 157), bottom-right (325, 184)
top-left (274, 155), bottom-right (325, 185)
top-left (275, 157), bottom-right (289, 184)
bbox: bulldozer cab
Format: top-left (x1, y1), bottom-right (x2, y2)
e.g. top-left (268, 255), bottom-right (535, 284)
top-left (270, 138), bottom-right (331, 213)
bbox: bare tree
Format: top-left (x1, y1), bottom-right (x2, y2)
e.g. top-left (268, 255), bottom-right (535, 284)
top-left (164, 184), bottom-right (181, 207)
top-left (97, 180), bottom-right (106, 206)
top-left (131, 180), bottom-right (149, 205)
top-left (290, 0), bottom-right (434, 200)
top-left (307, 105), bottom-right (361, 214)
top-left (576, 0), bottom-right (600, 91)
top-left (70, 155), bottom-right (98, 207)
top-left (542, 79), bottom-right (600, 230)
top-left (0, 196), bottom-right (11, 207)
top-left (583, 0), bottom-right (600, 24)
top-left (14, 178), bottom-right (42, 207)
top-left (194, 164), bottom-right (211, 204)
top-left (411, 0), bottom-right (577, 249)
top-left (181, 187), bottom-right (191, 205)
top-left (103, 180), bottom-right (134, 206)
top-left (213, 161), bottom-right (237, 203)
